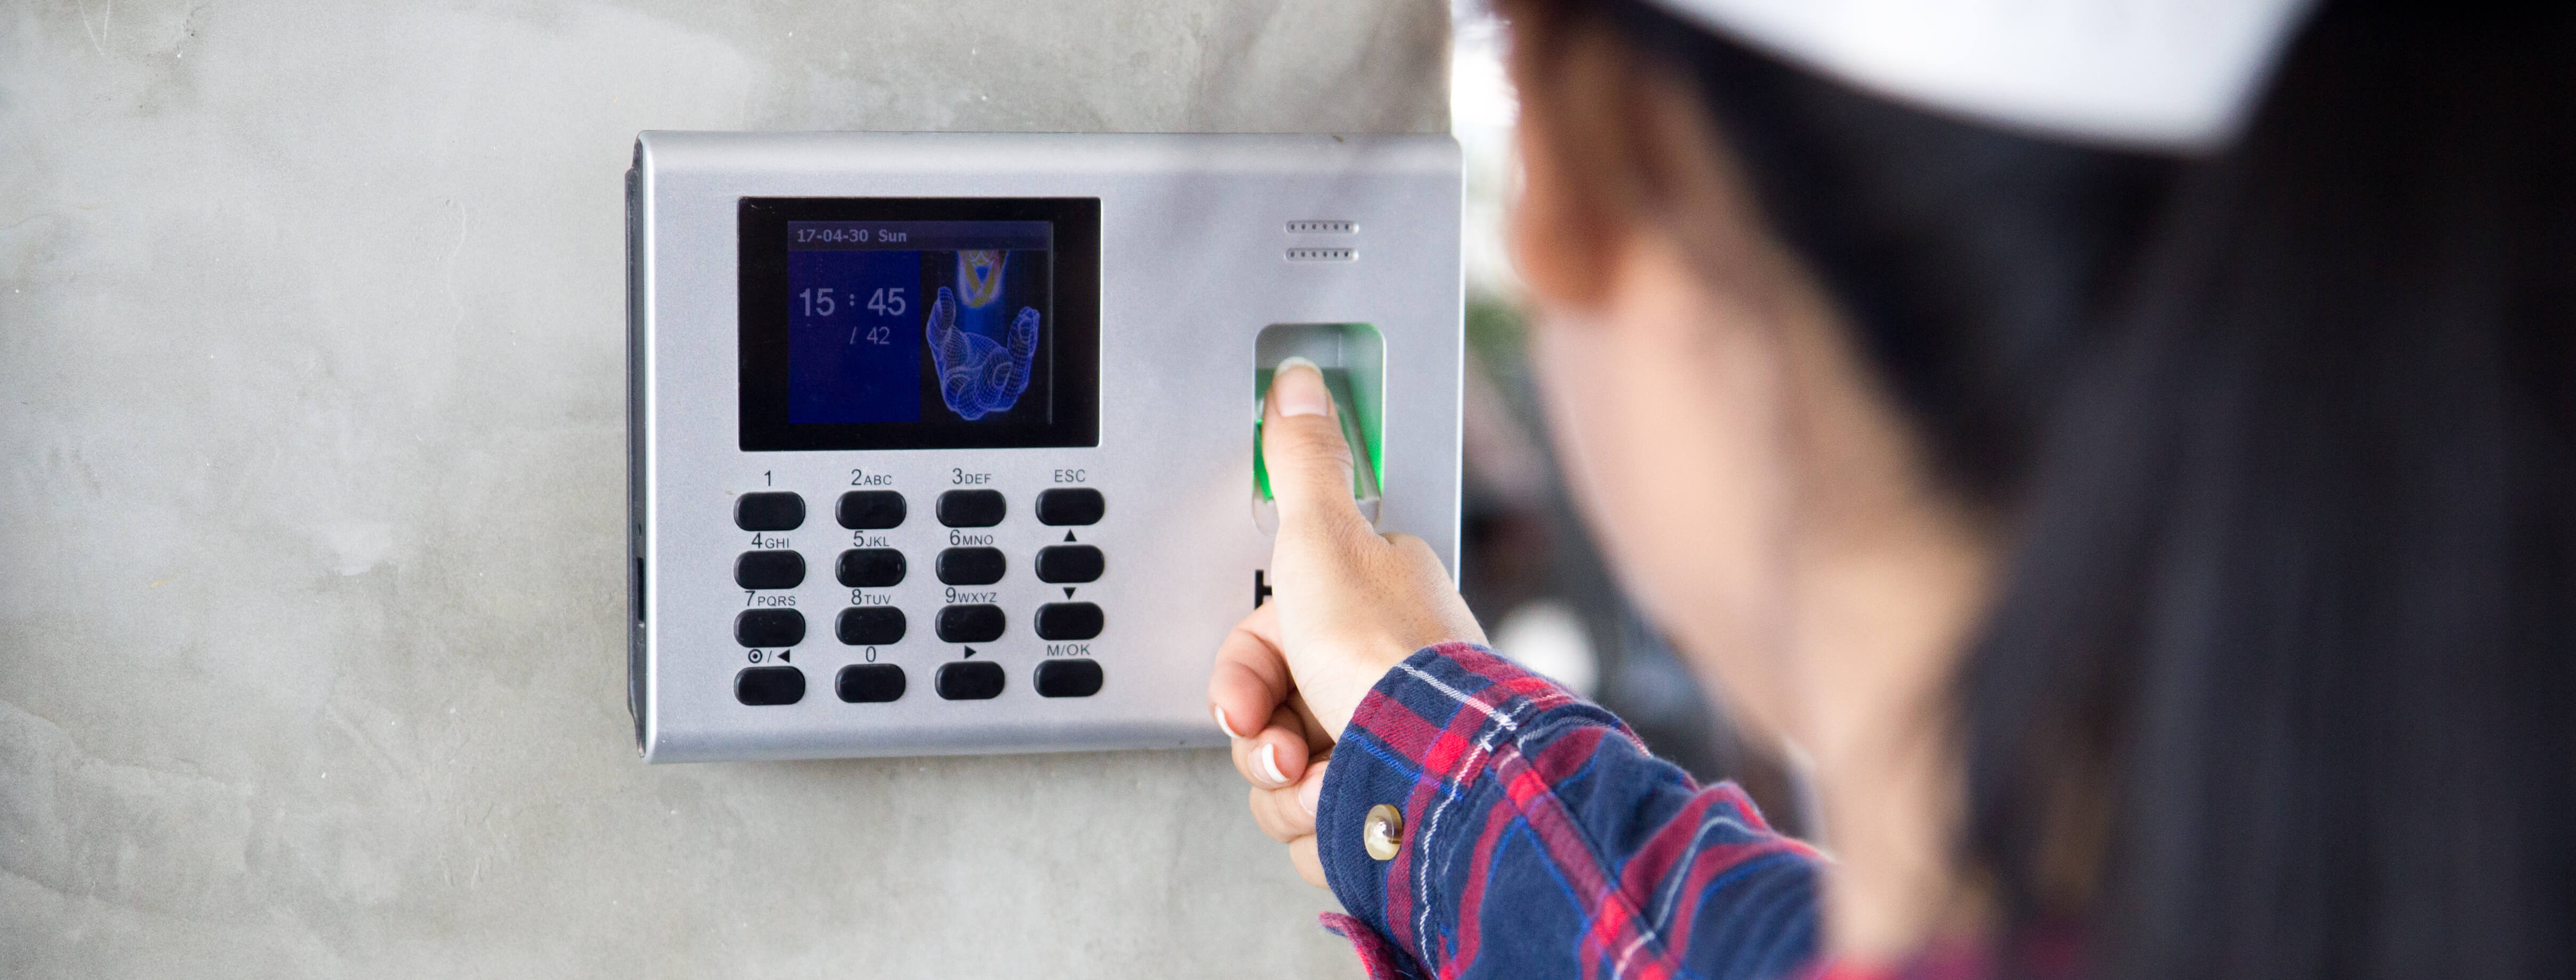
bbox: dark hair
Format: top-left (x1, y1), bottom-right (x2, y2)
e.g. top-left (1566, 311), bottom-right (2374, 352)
top-left (1564, 1), bottom-right (2576, 977)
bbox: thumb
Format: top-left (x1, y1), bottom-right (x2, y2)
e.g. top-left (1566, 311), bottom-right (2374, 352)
top-left (1262, 358), bottom-right (1370, 540)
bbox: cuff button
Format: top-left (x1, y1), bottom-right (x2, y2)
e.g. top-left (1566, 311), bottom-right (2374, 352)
top-left (1362, 803), bottom-right (1404, 861)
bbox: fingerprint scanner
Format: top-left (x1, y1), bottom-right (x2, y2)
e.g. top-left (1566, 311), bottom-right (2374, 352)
top-left (1253, 323), bottom-right (1384, 533)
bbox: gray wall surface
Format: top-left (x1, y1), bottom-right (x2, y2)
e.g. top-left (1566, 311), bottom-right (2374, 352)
top-left (0, 1), bottom-right (1448, 975)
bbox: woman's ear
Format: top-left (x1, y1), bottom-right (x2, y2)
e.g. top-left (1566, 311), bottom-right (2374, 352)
top-left (1507, 12), bottom-right (1763, 318)
top-left (1506, 16), bottom-right (1637, 314)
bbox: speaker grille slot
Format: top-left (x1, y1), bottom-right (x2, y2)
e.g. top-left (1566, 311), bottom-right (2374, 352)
top-left (1285, 220), bottom-right (1358, 234)
top-left (1285, 247), bottom-right (1358, 263)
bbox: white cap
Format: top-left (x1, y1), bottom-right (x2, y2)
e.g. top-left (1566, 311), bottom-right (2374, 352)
top-left (1647, 0), bottom-right (2317, 151)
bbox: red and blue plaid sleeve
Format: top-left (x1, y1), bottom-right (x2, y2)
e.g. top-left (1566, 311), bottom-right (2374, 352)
top-left (1315, 643), bottom-right (1825, 980)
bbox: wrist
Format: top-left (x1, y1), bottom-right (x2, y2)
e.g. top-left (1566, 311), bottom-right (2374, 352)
top-left (1309, 643), bottom-right (1413, 737)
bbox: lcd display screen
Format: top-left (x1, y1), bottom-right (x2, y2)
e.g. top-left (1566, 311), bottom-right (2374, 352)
top-left (738, 198), bottom-right (1099, 451)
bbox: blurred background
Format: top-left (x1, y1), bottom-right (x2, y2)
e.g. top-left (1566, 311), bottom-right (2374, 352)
top-left (1446, 1), bottom-right (1809, 837)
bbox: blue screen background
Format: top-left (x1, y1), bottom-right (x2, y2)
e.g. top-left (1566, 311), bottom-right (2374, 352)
top-left (786, 249), bottom-right (924, 424)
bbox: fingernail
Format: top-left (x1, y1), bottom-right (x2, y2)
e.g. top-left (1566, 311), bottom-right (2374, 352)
top-left (1298, 765), bottom-right (1325, 816)
top-left (1213, 705), bottom-right (1240, 739)
top-left (1271, 357), bottom-right (1330, 418)
top-left (1256, 742), bottom-right (1288, 786)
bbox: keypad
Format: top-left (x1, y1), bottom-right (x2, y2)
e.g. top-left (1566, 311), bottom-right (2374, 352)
top-left (1035, 488), bottom-right (1104, 526)
top-left (838, 548), bottom-right (908, 589)
top-left (936, 604), bottom-right (1007, 643)
top-left (1034, 545), bottom-right (1104, 584)
top-left (839, 491), bottom-right (908, 529)
top-left (717, 486), bottom-right (1127, 705)
top-left (837, 664), bottom-right (907, 703)
top-left (735, 492), bottom-right (806, 532)
top-left (936, 547), bottom-right (1007, 586)
top-left (1034, 602), bottom-right (1103, 641)
top-left (735, 666), bottom-right (806, 705)
top-left (837, 607), bottom-right (907, 646)
top-left (936, 661), bottom-right (1006, 700)
top-left (734, 550), bottom-right (805, 590)
top-left (936, 489), bottom-right (1007, 527)
top-left (735, 609), bottom-right (805, 648)
top-left (1034, 659), bottom-right (1103, 698)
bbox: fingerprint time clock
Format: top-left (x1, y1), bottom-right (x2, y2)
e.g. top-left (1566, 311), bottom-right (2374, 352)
top-left (627, 132), bottom-right (1463, 762)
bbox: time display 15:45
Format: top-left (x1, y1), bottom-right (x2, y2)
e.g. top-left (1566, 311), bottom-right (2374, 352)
top-left (798, 285), bottom-right (911, 346)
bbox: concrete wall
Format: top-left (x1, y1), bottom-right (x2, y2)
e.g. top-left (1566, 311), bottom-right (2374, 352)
top-left (0, 2), bottom-right (1447, 975)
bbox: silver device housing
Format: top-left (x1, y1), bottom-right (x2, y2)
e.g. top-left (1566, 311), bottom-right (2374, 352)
top-left (628, 132), bottom-right (1463, 762)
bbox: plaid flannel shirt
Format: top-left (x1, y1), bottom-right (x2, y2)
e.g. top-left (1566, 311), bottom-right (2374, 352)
top-left (1315, 643), bottom-right (1827, 980)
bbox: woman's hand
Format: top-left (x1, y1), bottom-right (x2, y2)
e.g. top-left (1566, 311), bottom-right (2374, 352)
top-left (1208, 358), bottom-right (1486, 887)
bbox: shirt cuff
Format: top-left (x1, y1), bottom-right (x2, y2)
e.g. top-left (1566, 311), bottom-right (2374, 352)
top-left (1319, 911), bottom-right (1431, 980)
top-left (1311, 641), bottom-right (1618, 970)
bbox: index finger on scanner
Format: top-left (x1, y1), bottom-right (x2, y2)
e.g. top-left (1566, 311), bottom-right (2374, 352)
top-left (1261, 358), bottom-right (1373, 543)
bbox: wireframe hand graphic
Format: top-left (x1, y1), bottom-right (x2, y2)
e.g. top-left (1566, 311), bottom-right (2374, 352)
top-left (924, 286), bottom-right (1040, 420)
